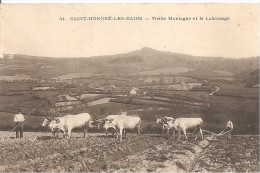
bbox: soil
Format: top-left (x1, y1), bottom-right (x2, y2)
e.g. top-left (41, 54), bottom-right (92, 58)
top-left (0, 132), bottom-right (258, 172)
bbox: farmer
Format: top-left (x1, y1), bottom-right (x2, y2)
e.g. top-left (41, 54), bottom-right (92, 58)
top-left (220, 119), bottom-right (233, 139)
top-left (14, 110), bottom-right (25, 138)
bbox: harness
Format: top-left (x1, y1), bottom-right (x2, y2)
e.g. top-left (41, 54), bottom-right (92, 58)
top-left (158, 117), bottom-right (175, 130)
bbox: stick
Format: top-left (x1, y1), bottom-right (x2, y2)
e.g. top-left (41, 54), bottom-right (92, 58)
top-left (218, 130), bottom-right (225, 135)
top-left (12, 99), bottom-right (49, 131)
top-left (217, 130), bottom-right (231, 136)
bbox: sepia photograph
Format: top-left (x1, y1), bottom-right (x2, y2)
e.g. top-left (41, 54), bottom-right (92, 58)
top-left (0, 3), bottom-right (259, 172)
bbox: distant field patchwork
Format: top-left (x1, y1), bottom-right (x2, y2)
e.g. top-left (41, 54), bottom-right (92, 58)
top-left (132, 67), bottom-right (194, 76)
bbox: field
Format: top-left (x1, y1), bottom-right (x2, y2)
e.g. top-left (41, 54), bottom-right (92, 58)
top-left (210, 82), bottom-right (259, 98)
top-left (138, 76), bottom-right (199, 85)
top-left (0, 131), bottom-right (258, 172)
top-left (132, 67), bottom-right (195, 76)
top-left (0, 74), bottom-right (32, 81)
top-left (53, 73), bottom-right (95, 79)
top-left (144, 83), bottom-right (202, 91)
top-left (182, 69), bottom-right (234, 78)
top-left (0, 79), bottom-right (259, 134)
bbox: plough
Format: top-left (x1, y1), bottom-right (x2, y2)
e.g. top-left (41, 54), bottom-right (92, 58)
top-left (202, 129), bottom-right (232, 140)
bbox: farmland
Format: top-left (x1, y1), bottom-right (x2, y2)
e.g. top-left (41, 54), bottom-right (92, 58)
top-left (0, 77), bottom-right (258, 134)
top-left (0, 131), bottom-right (258, 172)
top-left (210, 82), bottom-right (259, 98)
top-left (132, 66), bottom-right (195, 76)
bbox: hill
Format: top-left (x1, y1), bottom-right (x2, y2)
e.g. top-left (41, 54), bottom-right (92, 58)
top-left (0, 48), bottom-right (259, 79)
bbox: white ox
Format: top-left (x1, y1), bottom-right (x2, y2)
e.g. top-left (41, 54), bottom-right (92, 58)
top-left (103, 114), bottom-right (126, 137)
top-left (173, 118), bottom-right (203, 140)
top-left (104, 115), bottom-right (117, 134)
top-left (107, 115), bottom-right (141, 141)
top-left (41, 113), bottom-right (92, 139)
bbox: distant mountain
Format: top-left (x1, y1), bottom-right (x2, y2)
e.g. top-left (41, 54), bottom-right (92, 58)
top-left (0, 48), bottom-right (259, 79)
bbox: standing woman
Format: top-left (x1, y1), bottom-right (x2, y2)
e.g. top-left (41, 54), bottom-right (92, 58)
top-left (14, 110), bottom-right (25, 138)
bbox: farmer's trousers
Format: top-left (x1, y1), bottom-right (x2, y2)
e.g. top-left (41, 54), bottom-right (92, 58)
top-left (223, 127), bottom-right (232, 139)
top-left (16, 122), bottom-right (24, 138)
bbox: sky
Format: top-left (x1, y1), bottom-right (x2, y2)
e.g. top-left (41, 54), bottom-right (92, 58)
top-left (0, 4), bottom-right (259, 58)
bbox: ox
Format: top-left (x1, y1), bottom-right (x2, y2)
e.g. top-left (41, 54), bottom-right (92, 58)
top-left (42, 113), bottom-right (92, 139)
top-left (173, 118), bottom-right (203, 140)
top-left (107, 115), bottom-right (141, 142)
top-left (103, 114), bottom-right (127, 137)
top-left (156, 116), bottom-right (176, 139)
top-left (42, 116), bottom-right (63, 138)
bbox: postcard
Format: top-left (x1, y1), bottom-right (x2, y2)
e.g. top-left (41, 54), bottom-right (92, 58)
top-left (0, 3), bottom-right (259, 172)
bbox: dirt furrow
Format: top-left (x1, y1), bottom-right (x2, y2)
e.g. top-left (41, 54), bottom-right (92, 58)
top-left (0, 135), bottom-right (165, 172)
top-left (43, 136), bottom-right (165, 172)
top-left (192, 136), bottom-right (260, 172)
top-left (106, 138), bottom-right (209, 172)
top-left (0, 132), bottom-right (258, 172)
top-left (0, 135), bottom-right (116, 166)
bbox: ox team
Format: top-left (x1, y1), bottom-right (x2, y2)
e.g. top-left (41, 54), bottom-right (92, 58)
top-left (41, 112), bottom-right (233, 141)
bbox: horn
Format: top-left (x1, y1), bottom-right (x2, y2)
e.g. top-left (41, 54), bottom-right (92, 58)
top-left (98, 119), bottom-right (105, 122)
top-left (55, 118), bottom-right (60, 123)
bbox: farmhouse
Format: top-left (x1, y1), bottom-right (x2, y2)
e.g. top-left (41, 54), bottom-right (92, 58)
top-left (52, 94), bottom-right (83, 112)
top-left (55, 101), bottom-right (81, 107)
top-left (57, 94), bottom-right (78, 102)
top-left (130, 87), bottom-right (139, 95)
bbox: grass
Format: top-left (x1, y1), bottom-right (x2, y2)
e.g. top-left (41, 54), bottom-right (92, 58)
top-left (0, 94), bottom-right (45, 114)
top-left (110, 97), bottom-right (170, 106)
top-left (182, 69), bottom-right (234, 78)
top-left (81, 94), bottom-right (108, 103)
top-left (209, 82), bottom-right (259, 98)
top-left (132, 67), bottom-right (194, 76)
top-left (0, 112), bottom-right (46, 131)
top-left (138, 76), bottom-right (199, 85)
top-left (84, 102), bottom-right (147, 119)
top-left (0, 81), bottom-right (37, 93)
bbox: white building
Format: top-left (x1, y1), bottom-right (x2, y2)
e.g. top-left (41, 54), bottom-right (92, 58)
top-left (129, 87), bottom-right (139, 95)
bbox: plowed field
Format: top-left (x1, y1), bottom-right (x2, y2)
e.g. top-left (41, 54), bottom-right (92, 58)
top-left (0, 132), bottom-right (258, 172)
